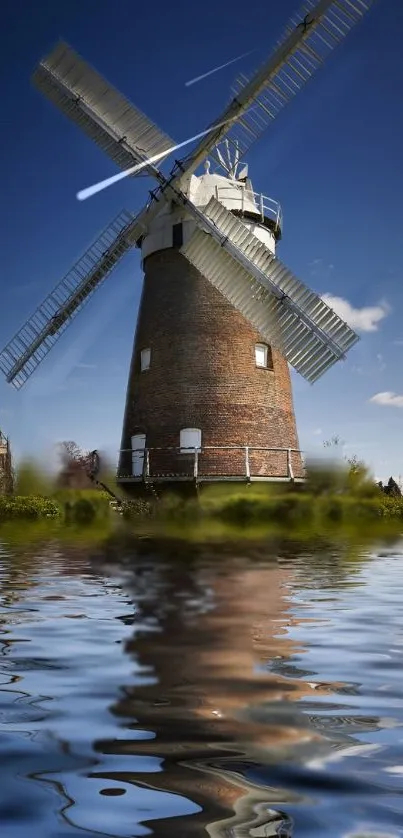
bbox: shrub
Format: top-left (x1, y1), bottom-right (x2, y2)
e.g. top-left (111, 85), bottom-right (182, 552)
top-left (211, 492), bottom-right (313, 527)
top-left (0, 495), bottom-right (60, 521)
top-left (378, 495), bottom-right (403, 519)
top-left (14, 459), bottom-right (53, 496)
top-left (268, 494), bottom-right (314, 526)
top-left (69, 498), bottom-right (97, 525)
top-left (340, 497), bottom-right (381, 522)
top-left (54, 489), bottom-right (111, 523)
top-left (317, 496), bottom-right (344, 524)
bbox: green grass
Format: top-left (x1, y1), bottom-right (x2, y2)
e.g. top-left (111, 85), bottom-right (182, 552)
top-left (1, 467), bottom-right (403, 549)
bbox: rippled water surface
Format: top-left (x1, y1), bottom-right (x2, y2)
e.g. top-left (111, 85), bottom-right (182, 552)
top-left (1, 539), bottom-right (403, 837)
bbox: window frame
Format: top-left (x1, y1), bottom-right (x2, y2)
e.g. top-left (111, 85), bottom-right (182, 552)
top-left (255, 343), bottom-right (273, 370)
top-left (140, 347), bottom-right (151, 372)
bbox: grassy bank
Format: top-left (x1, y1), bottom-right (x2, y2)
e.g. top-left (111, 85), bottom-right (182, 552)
top-left (140, 484), bottom-right (403, 544)
top-left (1, 461), bottom-right (403, 547)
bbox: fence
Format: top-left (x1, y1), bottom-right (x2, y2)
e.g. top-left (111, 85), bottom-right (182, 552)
top-left (118, 445), bottom-right (305, 483)
top-left (214, 185), bottom-right (283, 234)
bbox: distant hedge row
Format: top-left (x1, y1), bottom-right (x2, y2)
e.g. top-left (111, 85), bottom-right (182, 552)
top-left (207, 492), bottom-right (403, 526)
top-left (0, 490), bottom-right (111, 523)
top-left (0, 496), bottom-right (60, 521)
top-left (2, 488), bottom-right (403, 530)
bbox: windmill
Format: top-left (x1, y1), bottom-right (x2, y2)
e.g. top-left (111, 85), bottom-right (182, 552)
top-left (0, 0), bottom-right (376, 489)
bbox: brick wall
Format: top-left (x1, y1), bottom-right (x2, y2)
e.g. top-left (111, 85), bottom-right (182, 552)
top-left (119, 249), bottom-right (303, 481)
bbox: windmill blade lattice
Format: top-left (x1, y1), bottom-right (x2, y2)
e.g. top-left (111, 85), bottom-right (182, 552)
top-left (0, 0), bottom-right (375, 398)
top-left (179, 0), bottom-right (375, 178)
top-left (0, 210), bottom-right (141, 389)
top-left (33, 42), bottom-right (174, 175)
top-left (181, 197), bottom-right (359, 382)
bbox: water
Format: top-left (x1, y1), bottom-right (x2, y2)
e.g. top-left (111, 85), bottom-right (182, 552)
top-left (1, 539), bottom-right (403, 837)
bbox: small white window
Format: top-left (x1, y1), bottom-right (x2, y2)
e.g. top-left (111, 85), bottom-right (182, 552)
top-left (140, 348), bottom-right (151, 371)
top-left (255, 343), bottom-right (268, 368)
top-left (255, 343), bottom-right (273, 369)
top-left (180, 427), bottom-right (202, 453)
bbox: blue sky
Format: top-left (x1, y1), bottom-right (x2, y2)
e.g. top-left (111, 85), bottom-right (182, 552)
top-left (0, 0), bottom-right (402, 480)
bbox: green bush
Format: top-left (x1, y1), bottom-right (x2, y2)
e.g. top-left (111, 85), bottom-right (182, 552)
top-left (54, 489), bottom-right (111, 523)
top-left (0, 495), bottom-right (60, 521)
top-left (317, 496), bottom-right (344, 523)
top-left (378, 495), bottom-right (403, 519)
top-left (14, 459), bottom-right (53, 496)
top-left (68, 498), bottom-right (97, 525)
top-left (268, 494), bottom-right (313, 525)
top-left (344, 498), bottom-right (381, 521)
top-left (198, 489), bottom-right (403, 532)
top-left (211, 492), bottom-right (313, 527)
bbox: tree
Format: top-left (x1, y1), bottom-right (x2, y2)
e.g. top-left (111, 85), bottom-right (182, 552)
top-left (323, 435), bottom-right (345, 453)
top-left (56, 441), bottom-right (94, 490)
top-left (320, 436), bottom-right (379, 498)
top-left (384, 477), bottom-right (401, 498)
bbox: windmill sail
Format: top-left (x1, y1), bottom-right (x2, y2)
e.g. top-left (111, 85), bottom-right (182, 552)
top-left (0, 210), bottom-right (141, 389)
top-left (177, 0), bottom-right (375, 179)
top-left (33, 42), bottom-right (174, 174)
top-left (181, 197), bottom-right (359, 382)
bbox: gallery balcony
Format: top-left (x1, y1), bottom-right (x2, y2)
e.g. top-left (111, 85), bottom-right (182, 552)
top-left (117, 445), bottom-right (305, 486)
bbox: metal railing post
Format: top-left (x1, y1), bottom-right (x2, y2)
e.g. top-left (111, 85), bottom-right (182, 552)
top-left (241, 186), bottom-right (245, 213)
top-left (245, 446), bottom-right (250, 480)
top-left (287, 448), bottom-right (294, 481)
top-left (259, 193), bottom-right (264, 222)
top-left (143, 448), bottom-right (150, 480)
top-left (194, 448), bottom-right (199, 481)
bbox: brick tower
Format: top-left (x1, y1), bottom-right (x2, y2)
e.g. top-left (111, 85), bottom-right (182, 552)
top-left (118, 165), bottom-right (304, 488)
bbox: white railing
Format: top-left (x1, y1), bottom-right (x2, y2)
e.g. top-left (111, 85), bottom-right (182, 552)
top-left (214, 185), bottom-right (283, 233)
top-left (118, 445), bottom-right (304, 483)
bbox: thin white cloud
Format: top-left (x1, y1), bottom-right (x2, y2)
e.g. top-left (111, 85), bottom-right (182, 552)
top-left (312, 427), bottom-right (322, 436)
top-left (321, 294), bottom-right (389, 332)
top-left (393, 339), bottom-right (403, 346)
top-left (370, 391), bottom-right (403, 409)
top-left (76, 363), bottom-right (98, 370)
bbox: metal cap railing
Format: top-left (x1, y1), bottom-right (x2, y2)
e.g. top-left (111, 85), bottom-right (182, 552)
top-left (214, 185), bottom-right (283, 233)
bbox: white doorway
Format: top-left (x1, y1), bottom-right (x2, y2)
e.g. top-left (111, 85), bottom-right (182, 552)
top-left (131, 433), bottom-right (146, 477)
top-left (180, 428), bottom-right (202, 453)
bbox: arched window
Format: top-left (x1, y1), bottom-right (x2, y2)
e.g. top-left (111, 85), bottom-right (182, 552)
top-left (140, 348), bottom-right (151, 371)
top-left (255, 343), bottom-right (273, 369)
top-left (180, 428), bottom-right (202, 453)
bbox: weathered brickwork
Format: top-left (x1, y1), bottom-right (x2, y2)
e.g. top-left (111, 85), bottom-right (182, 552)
top-left (118, 249), bottom-right (303, 481)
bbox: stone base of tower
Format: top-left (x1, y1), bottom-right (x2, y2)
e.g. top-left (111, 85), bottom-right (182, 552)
top-left (118, 249), bottom-right (305, 490)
